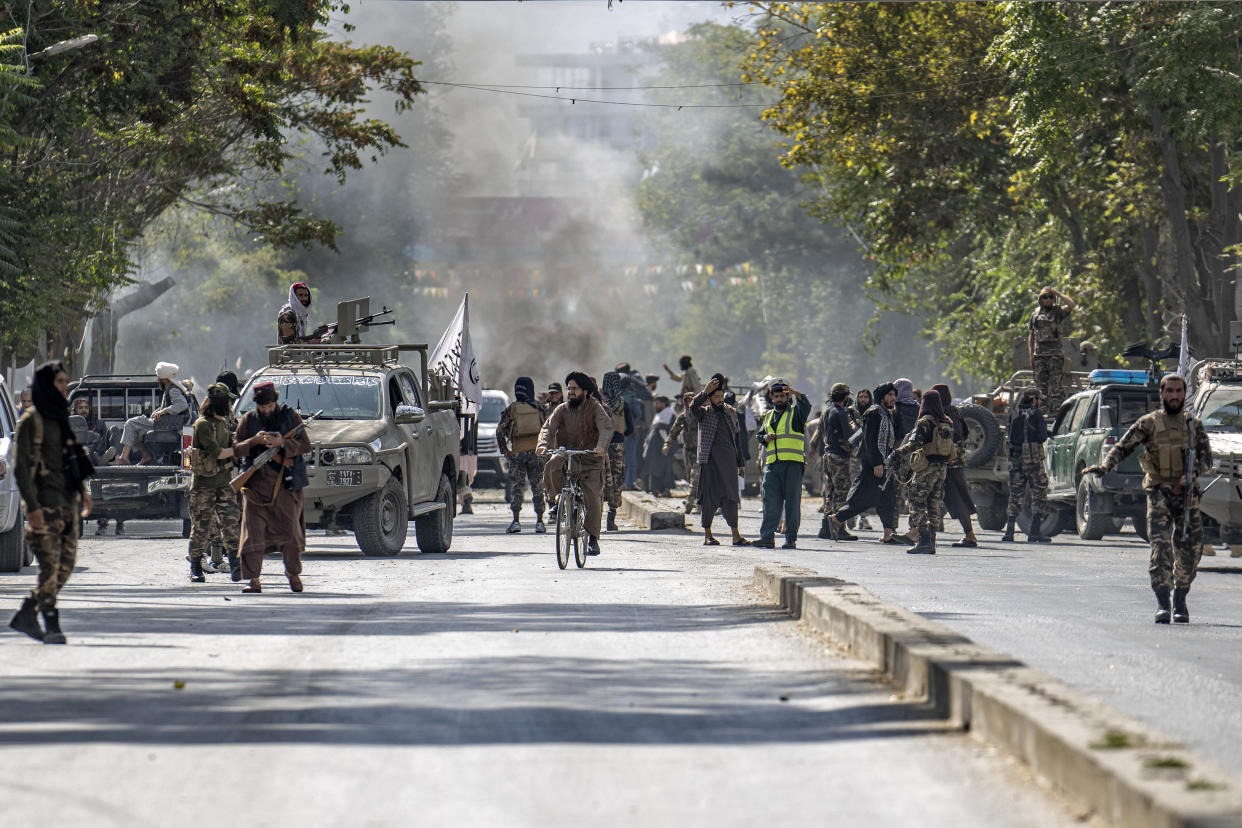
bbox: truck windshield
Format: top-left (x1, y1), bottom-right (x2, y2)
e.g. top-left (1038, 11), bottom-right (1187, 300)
top-left (1099, 391), bottom-right (1158, 430)
top-left (1198, 387), bottom-right (1242, 432)
top-left (479, 397), bottom-right (506, 423)
top-left (239, 375), bottom-right (383, 420)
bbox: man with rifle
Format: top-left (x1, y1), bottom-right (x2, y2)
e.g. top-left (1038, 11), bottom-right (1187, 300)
top-left (1086, 373), bottom-right (1213, 624)
top-left (232, 382), bottom-right (314, 593)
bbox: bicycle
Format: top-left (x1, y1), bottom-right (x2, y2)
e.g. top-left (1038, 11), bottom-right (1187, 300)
top-left (547, 448), bottom-right (594, 569)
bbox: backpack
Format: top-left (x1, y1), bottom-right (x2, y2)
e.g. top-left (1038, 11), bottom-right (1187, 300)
top-left (512, 402), bottom-right (542, 440)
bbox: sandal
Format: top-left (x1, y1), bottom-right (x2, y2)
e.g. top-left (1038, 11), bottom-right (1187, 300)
top-left (951, 539), bottom-right (978, 548)
top-left (241, 579), bottom-right (262, 593)
top-left (880, 537), bottom-right (902, 545)
top-left (732, 537), bottom-right (751, 546)
top-left (703, 537), bottom-right (721, 546)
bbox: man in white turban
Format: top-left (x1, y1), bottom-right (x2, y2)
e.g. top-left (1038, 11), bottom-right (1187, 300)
top-left (114, 362), bottom-right (190, 464)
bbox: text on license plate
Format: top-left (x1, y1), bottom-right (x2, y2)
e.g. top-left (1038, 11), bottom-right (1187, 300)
top-left (326, 470), bottom-right (363, 486)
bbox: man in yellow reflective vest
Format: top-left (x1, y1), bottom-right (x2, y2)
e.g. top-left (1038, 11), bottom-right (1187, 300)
top-left (754, 380), bottom-right (812, 549)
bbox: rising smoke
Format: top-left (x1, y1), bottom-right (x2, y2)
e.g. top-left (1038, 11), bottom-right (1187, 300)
top-left (114, 2), bottom-right (950, 401)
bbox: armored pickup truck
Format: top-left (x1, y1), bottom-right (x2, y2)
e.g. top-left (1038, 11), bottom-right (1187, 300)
top-left (236, 343), bottom-right (460, 557)
top-left (1189, 360), bottom-right (1242, 553)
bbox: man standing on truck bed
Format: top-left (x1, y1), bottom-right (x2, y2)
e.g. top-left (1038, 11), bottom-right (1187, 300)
top-left (1029, 286), bottom-right (1077, 414)
top-left (113, 361), bottom-right (189, 465)
top-left (537, 372), bottom-right (612, 557)
top-left (497, 376), bottom-right (548, 536)
top-left (234, 382), bottom-right (312, 593)
top-left (1087, 373), bottom-right (1213, 624)
top-left (9, 361), bottom-right (93, 644)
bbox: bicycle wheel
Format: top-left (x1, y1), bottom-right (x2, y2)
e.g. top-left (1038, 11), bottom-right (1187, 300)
top-left (574, 495), bottom-right (588, 568)
top-left (555, 492), bottom-right (573, 569)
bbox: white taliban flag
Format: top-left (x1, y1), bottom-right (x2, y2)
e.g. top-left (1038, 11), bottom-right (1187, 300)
top-left (1178, 312), bottom-right (1190, 381)
top-left (430, 293), bottom-right (482, 409)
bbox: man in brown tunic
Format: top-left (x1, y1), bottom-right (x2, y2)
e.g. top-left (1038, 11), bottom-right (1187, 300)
top-left (234, 382), bottom-right (312, 593)
top-left (537, 371), bottom-right (613, 556)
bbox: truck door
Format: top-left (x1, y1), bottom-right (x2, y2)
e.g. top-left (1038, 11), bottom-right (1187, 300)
top-left (395, 372), bottom-right (434, 504)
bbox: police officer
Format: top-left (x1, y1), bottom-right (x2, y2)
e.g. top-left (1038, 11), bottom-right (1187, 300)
top-left (1028, 286), bottom-right (1077, 413)
top-left (818, 383), bottom-right (858, 540)
top-left (8, 361), bottom-right (94, 644)
top-left (755, 380), bottom-right (811, 549)
top-left (497, 377), bottom-right (548, 535)
top-left (1087, 373), bottom-right (1212, 624)
top-left (1003, 388), bottom-right (1052, 543)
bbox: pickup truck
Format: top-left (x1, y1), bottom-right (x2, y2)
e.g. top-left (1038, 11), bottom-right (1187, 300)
top-left (68, 375), bottom-right (194, 537)
top-left (0, 376), bottom-right (32, 572)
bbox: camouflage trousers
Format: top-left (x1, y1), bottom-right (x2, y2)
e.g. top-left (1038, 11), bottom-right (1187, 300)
top-left (683, 440), bottom-right (700, 505)
top-left (603, 442), bottom-right (626, 511)
top-left (1032, 353), bottom-right (1065, 414)
top-left (1146, 484), bottom-right (1204, 591)
top-left (907, 463), bottom-right (948, 535)
top-left (1006, 455), bottom-right (1049, 518)
top-left (27, 502), bottom-right (78, 610)
top-left (507, 450), bottom-right (547, 518)
top-left (189, 486), bottom-right (241, 562)
top-left (822, 452), bottom-right (852, 515)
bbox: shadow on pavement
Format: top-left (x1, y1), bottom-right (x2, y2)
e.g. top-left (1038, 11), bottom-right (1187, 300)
top-left (0, 656), bottom-right (950, 747)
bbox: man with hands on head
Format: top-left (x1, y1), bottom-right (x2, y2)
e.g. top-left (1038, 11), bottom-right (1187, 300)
top-left (755, 379), bottom-right (812, 549)
top-left (1028, 286), bottom-right (1077, 414)
top-left (537, 372), bottom-right (613, 557)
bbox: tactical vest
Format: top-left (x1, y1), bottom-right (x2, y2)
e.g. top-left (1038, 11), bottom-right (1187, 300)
top-left (910, 415), bottom-right (957, 470)
top-left (762, 407), bottom-right (805, 464)
top-left (1031, 307), bottom-right (1064, 354)
top-left (510, 402), bottom-right (543, 453)
top-left (1138, 410), bottom-right (1190, 485)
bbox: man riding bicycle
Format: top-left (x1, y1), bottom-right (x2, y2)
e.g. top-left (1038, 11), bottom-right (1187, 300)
top-left (536, 372), bottom-right (613, 556)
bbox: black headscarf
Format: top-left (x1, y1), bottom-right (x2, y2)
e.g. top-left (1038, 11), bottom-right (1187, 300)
top-left (565, 371), bottom-right (593, 396)
top-left (873, 383), bottom-right (896, 407)
top-left (917, 390), bottom-right (949, 422)
top-left (513, 377), bottom-right (535, 404)
top-left (32, 361), bottom-right (71, 438)
top-left (215, 371), bottom-right (241, 397)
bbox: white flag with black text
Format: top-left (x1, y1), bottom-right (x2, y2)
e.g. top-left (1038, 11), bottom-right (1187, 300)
top-left (430, 293), bottom-right (482, 409)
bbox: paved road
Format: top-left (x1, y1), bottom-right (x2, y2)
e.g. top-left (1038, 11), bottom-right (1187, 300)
top-left (0, 500), bottom-right (1082, 826)
top-left (691, 494), bottom-right (1242, 778)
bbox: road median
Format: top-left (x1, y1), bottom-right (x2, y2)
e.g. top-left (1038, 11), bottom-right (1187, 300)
top-left (619, 491), bottom-right (688, 530)
top-left (754, 563), bottom-right (1242, 828)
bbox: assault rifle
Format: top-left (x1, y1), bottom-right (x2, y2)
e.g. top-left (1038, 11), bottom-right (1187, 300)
top-left (1184, 414), bottom-right (1195, 541)
top-left (309, 306), bottom-right (396, 341)
top-left (230, 410), bottom-right (323, 494)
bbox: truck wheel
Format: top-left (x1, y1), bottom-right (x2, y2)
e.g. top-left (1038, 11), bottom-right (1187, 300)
top-left (0, 522), bottom-right (24, 573)
top-left (182, 518), bottom-right (192, 539)
top-left (1017, 507), bottom-right (1062, 538)
top-left (355, 478), bottom-right (409, 557)
top-left (1133, 503), bottom-right (1149, 541)
top-left (1076, 477), bottom-right (1110, 540)
top-left (974, 493), bottom-right (1007, 531)
top-left (958, 403), bottom-right (1002, 468)
top-left (415, 474), bottom-right (455, 554)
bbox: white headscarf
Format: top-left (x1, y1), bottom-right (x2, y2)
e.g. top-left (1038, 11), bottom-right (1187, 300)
top-left (285, 283), bottom-right (310, 338)
top-left (155, 362), bottom-right (179, 380)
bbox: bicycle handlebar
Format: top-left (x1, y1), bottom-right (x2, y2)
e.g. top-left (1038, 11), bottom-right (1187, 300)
top-left (547, 447), bottom-right (595, 456)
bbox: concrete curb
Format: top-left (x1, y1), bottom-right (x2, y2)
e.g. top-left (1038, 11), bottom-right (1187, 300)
top-left (755, 563), bottom-right (1242, 828)
top-left (619, 491), bottom-right (688, 530)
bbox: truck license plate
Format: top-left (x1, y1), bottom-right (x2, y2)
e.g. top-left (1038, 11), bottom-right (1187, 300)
top-left (326, 470), bottom-right (362, 486)
top-left (100, 482), bottom-right (141, 498)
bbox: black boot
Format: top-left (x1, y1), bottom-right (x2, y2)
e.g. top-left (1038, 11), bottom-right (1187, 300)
top-left (606, 509), bottom-right (619, 532)
top-left (907, 531), bottom-right (936, 555)
top-left (817, 516), bottom-right (834, 540)
top-left (9, 597), bottom-right (43, 641)
top-left (1173, 587), bottom-right (1190, 623)
top-left (1027, 515), bottom-right (1051, 543)
top-left (189, 556), bottom-right (206, 583)
top-left (227, 551), bottom-right (242, 583)
top-left (1154, 587), bottom-right (1172, 624)
top-left (1001, 517), bottom-right (1016, 543)
top-left (41, 608), bottom-right (66, 644)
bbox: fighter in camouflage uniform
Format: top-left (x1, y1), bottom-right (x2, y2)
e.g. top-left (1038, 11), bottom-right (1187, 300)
top-left (1028, 286), bottom-right (1076, 414)
top-left (1088, 373), bottom-right (1212, 624)
top-left (1003, 388), bottom-right (1051, 544)
top-left (887, 391), bottom-right (957, 555)
top-left (186, 383), bottom-right (243, 583)
top-left (497, 377), bottom-right (548, 535)
top-left (817, 384), bottom-right (859, 540)
top-left (8, 361), bottom-right (93, 644)
top-left (666, 392), bottom-right (699, 514)
top-left (600, 372), bottom-right (629, 532)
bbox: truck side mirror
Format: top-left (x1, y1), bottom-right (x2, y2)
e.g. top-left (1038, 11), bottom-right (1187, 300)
top-left (395, 404), bottom-right (425, 425)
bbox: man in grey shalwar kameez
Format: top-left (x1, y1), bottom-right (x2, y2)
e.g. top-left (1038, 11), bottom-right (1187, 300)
top-left (688, 374), bottom-right (750, 546)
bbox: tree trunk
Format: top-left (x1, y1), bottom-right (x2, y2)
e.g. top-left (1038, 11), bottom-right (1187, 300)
top-left (85, 277), bottom-right (175, 375)
top-left (1139, 223), bottom-right (1164, 343)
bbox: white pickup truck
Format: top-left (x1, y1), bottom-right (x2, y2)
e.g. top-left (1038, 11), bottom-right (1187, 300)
top-left (0, 376), bottom-right (32, 572)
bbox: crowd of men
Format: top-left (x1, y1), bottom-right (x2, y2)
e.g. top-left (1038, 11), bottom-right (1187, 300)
top-left (4, 284), bottom-right (1217, 644)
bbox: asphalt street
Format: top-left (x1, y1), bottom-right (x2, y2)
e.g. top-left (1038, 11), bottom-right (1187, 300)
top-left (710, 494), bottom-right (1242, 778)
top-left (0, 496), bottom-right (1084, 827)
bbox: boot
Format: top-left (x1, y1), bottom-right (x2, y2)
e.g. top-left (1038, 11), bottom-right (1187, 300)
top-left (506, 514), bottom-right (522, 534)
top-left (587, 536), bottom-right (601, 556)
top-left (1027, 515), bottom-right (1052, 543)
top-left (1001, 517), bottom-right (1016, 543)
top-left (1154, 586), bottom-right (1172, 624)
top-left (41, 608), bottom-right (66, 644)
top-left (8, 597), bottom-right (43, 641)
top-left (227, 551), bottom-right (242, 583)
top-left (834, 517), bottom-right (858, 541)
top-left (907, 531), bottom-right (936, 555)
top-left (1173, 587), bottom-right (1190, 624)
top-left (189, 556), bottom-right (206, 583)
top-left (460, 494), bottom-right (474, 515)
top-left (817, 516), bottom-right (834, 540)
top-left (606, 509), bottom-right (619, 532)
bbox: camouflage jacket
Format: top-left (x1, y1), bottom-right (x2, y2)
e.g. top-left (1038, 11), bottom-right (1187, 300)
top-left (1102, 408), bottom-right (1213, 489)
